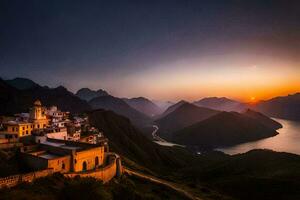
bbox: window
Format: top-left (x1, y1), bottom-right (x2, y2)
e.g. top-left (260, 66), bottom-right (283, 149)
top-left (82, 161), bottom-right (87, 171)
top-left (62, 163), bottom-right (65, 170)
top-left (95, 157), bottom-right (99, 167)
top-left (23, 127), bottom-right (25, 130)
top-left (26, 131), bottom-right (28, 134)
top-left (12, 127), bottom-right (15, 131)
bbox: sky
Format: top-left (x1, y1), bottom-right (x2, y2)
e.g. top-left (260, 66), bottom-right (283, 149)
top-left (0, 0), bottom-right (299, 102)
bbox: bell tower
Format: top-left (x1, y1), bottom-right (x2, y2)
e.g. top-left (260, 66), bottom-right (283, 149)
top-left (29, 100), bottom-right (48, 129)
top-left (30, 100), bottom-right (44, 120)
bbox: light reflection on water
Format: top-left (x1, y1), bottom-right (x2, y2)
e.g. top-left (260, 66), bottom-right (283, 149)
top-left (218, 118), bottom-right (300, 155)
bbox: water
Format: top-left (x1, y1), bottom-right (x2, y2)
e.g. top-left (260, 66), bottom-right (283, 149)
top-left (218, 118), bottom-right (300, 155)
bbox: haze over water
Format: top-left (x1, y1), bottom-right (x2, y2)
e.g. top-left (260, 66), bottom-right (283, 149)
top-left (219, 118), bottom-right (300, 155)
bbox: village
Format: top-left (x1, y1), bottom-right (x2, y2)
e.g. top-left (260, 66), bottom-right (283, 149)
top-left (0, 100), bottom-right (122, 188)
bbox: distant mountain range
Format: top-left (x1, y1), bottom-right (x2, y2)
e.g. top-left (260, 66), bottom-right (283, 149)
top-left (194, 97), bottom-right (246, 112)
top-left (155, 102), bottom-right (219, 138)
top-left (173, 111), bottom-right (280, 149)
top-left (123, 97), bottom-right (162, 117)
top-left (152, 100), bottom-right (174, 112)
top-left (2, 77), bottom-right (299, 124)
top-left (76, 88), bottom-right (109, 101)
top-left (89, 95), bottom-right (151, 127)
top-left (253, 93), bottom-right (300, 121)
top-left (0, 78), bottom-right (91, 114)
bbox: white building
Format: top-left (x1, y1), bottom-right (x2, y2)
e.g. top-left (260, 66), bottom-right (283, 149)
top-left (33, 127), bottom-right (68, 143)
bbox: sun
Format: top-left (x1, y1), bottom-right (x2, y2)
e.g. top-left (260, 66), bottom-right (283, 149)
top-left (250, 96), bottom-right (257, 103)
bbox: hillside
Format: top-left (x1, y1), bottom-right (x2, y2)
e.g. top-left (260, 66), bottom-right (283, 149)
top-left (173, 111), bottom-right (278, 149)
top-left (194, 97), bottom-right (246, 112)
top-left (253, 93), bottom-right (300, 121)
top-left (179, 149), bottom-right (300, 200)
top-left (89, 96), bottom-right (152, 127)
top-left (123, 97), bottom-right (162, 117)
top-left (88, 109), bottom-right (195, 171)
top-left (243, 109), bottom-right (282, 129)
top-left (0, 78), bottom-right (91, 114)
top-left (76, 88), bottom-right (109, 101)
top-left (157, 100), bottom-right (189, 119)
top-left (0, 173), bottom-right (190, 200)
top-left (155, 102), bottom-right (219, 138)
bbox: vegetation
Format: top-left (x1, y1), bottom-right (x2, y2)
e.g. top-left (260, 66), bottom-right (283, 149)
top-left (0, 149), bottom-right (31, 177)
top-left (0, 173), bottom-right (190, 200)
top-left (88, 109), bottom-right (195, 174)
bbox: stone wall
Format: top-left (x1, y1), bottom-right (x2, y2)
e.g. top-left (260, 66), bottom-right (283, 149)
top-left (0, 169), bottom-right (53, 189)
top-left (0, 142), bottom-right (23, 149)
top-left (64, 153), bottom-right (122, 183)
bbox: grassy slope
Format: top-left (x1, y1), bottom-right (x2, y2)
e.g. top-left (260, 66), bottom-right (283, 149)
top-left (88, 109), bottom-right (195, 174)
top-left (0, 173), bottom-right (190, 200)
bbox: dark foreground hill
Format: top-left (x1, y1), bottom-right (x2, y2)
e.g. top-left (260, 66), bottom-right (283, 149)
top-left (253, 93), bottom-right (300, 121)
top-left (155, 102), bottom-right (219, 138)
top-left (0, 173), bottom-right (190, 200)
top-left (179, 149), bottom-right (300, 200)
top-left (123, 97), bottom-right (162, 117)
top-left (89, 96), bottom-right (152, 127)
top-left (0, 78), bottom-right (91, 114)
top-left (173, 111), bottom-right (279, 149)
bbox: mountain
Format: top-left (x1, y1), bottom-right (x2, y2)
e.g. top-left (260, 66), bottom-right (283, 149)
top-left (76, 88), bottom-right (109, 101)
top-left (0, 78), bottom-right (91, 114)
top-left (194, 97), bottom-right (246, 112)
top-left (88, 95), bottom-right (152, 127)
top-left (152, 100), bottom-right (174, 112)
top-left (243, 109), bottom-right (282, 129)
top-left (155, 102), bottom-right (219, 138)
top-left (5, 77), bottom-right (40, 90)
top-left (173, 111), bottom-right (279, 149)
top-left (158, 100), bottom-right (188, 119)
top-left (123, 97), bottom-right (162, 117)
top-left (253, 93), bottom-right (300, 121)
top-left (88, 109), bottom-right (195, 171)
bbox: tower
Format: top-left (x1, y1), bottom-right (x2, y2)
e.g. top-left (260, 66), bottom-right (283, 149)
top-left (30, 100), bottom-right (48, 129)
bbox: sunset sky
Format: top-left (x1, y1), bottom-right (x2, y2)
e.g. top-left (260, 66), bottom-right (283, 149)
top-left (1, 0), bottom-right (299, 102)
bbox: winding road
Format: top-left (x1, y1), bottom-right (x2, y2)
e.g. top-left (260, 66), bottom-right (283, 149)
top-left (152, 125), bottom-right (184, 147)
top-left (152, 125), bottom-right (167, 142)
top-left (124, 167), bottom-right (202, 200)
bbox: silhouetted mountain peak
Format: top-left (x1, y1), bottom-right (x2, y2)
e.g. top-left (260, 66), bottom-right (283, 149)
top-left (89, 95), bottom-right (151, 127)
top-left (76, 87), bottom-right (109, 101)
top-left (194, 97), bottom-right (245, 112)
top-left (123, 97), bottom-right (162, 117)
top-left (5, 77), bottom-right (40, 90)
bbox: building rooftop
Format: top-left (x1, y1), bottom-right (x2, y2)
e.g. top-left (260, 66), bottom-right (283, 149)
top-left (42, 140), bottom-right (82, 150)
top-left (38, 153), bottom-right (61, 159)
